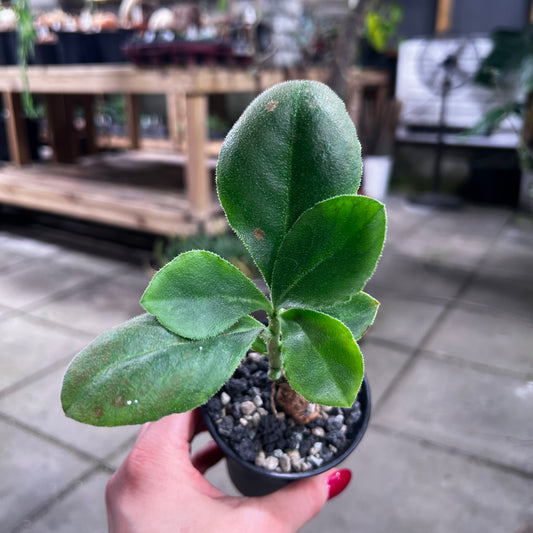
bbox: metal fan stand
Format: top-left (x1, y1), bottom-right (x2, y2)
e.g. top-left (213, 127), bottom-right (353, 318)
top-left (409, 51), bottom-right (463, 209)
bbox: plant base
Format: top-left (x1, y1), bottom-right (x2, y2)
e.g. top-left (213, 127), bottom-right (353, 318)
top-left (202, 353), bottom-right (371, 496)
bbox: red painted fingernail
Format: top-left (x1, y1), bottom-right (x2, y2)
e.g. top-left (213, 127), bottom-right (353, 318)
top-left (326, 469), bottom-right (352, 500)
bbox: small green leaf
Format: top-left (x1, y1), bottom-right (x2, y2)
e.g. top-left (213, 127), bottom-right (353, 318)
top-left (319, 292), bottom-right (380, 340)
top-left (281, 309), bottom-right (364, 407)
top-left (271, 195), bottom-right (386, 309)
top-left (217, 80), bottom-right (362, 284)
top-left (61, 314), bottom-right (264, 426)
top-left (251, 335), bottom-right (268, 355)
top-left (141, 250), bottom-right (272, 339)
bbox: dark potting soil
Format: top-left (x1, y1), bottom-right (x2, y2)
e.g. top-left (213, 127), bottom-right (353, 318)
top-left (204, 352), bottom-right (363, 474)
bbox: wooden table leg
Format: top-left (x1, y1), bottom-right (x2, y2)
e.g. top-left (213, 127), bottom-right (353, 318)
top-left (2, 91), bottom-right (31, 166)
top-left (185, 94), bottom-right (211, 218)
top-left (45, 94), bottom-right (77, 163)
top-left (125, 94), bottom-right (140, 150)
top-left (166, 92), bottom-right (187, 152)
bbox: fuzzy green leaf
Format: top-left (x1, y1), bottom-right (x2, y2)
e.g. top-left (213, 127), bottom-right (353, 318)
top-left (271, 195), bottom-right (386, 309)
top-left (319, 292), bottom-right (380, 340)
top-left (61, 314), bottom-right (264, 426)
top-left (281, 309), bottom-right (364, 407)
top-left (217, 80), bottom-right (362, 284)
top-left (141, 250), bottom-right (271, 339)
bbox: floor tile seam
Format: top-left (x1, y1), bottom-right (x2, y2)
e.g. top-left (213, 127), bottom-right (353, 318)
top-left (15, 308), bottom-right (104, 339)
top-left (417, 209), bottom-right (515, 349)
top-left (370, 423), bottom-right (533, 480)
top-left (388, 212), bottom-right (433, 242)
top-left (0, 257), bottom-right (37, 276)
top-left (455, 298), bottom-right (533, 326)
top-left (419, 349), bottom-right (533, 381)
top-left (370, 297), bottom-right (455, 413)
top-left (368, 283), bottom-right (454, 306)
top-left (361, 336), bottom-right (416, 356)
top-left (0, 354), bottom-right (76, 400)
top-left (0, 249), bottom-right (59, 273)
top-left (8, 465), bottom-right (110, 533)
top-left (0, 306), bottom-right (25, 324)
top-left (0, 411), bottom-right (115, 472)
top-left (15, 270), bottom-right (126, 314)
top-left (477, 266), bottom-right (533, 285)
top-left (368, 214), bottom-right (510, 414)
top-left (103, 436), bottom-right (136, 465)
top-left (468, 210), bottom-right (519, 271)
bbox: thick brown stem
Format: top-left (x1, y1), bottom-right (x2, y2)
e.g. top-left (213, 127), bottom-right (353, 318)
top-left (273, 381), bottom-right (320, 425)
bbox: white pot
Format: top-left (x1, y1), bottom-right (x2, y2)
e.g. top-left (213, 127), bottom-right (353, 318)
top-left (362, 155), bottom-right (392, 202)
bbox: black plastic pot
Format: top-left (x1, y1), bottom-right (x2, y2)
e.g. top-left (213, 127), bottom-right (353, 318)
top-left (97, 30), bottom-right (136, 63)
top-left (0, 32), bottom-right (17, 65)
top-left (56, 32), bottom-right (101, 63)
top-left (201, 376), bottom-right (371, 497)
top-left (34, 42), bottom-right (61, 65)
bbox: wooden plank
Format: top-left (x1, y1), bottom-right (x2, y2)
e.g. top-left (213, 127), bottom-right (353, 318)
top-left (2, 92), bottom-right (31, 166)
top-left (185, 94), bottom-right (211, 217)
top-left (435, 0), bottom-right (454, 35)
top-left (0, 65), bottom-right (386, 97)
top-left (0, 165), bottom-right (209, 235)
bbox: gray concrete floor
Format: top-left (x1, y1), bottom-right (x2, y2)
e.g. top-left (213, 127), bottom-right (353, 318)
top-left (0, 196), bottom-right (532, 532)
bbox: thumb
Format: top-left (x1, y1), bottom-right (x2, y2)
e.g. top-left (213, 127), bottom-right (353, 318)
top-left (247, 469), bottom-right (352, 532)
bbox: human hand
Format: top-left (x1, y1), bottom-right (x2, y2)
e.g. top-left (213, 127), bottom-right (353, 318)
top-left (106, 409), bottom-right (352, 533)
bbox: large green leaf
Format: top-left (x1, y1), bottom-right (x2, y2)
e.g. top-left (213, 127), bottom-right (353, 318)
top-left (141, 250), bottom-right (271, 339)
top-left (61, 314), bottom-right (264, 426)
top-left (271, 195), bottom-right (386, 309)
top-left (464, 102), bottom-right (522, 137)
top-left (217, 80), bottom-right (362, 284)
top-left (280, 309), bottom-right (364, 407)
top-left (319, 292), bottom-right (380, 340)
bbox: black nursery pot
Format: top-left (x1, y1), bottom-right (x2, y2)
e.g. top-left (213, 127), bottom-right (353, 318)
top-left (201, 376), bottom-right (371, 497)
top-left (0, 32), bottom-right (17, 65)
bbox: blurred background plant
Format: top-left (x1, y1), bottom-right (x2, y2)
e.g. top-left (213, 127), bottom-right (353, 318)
top-left (466, 25), bottom-right (533, 209)
top-left (468, 26), bottom-right (533, 167)
top-left (13, 0), bottom-right (40, 118)
top-left (365, 2), bottom-right (403, 54)
top-left (153, 231), bottom-right (259, 279)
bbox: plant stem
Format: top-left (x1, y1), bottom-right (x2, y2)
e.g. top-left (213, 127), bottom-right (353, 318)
top-left (266, 312), bottom-right (283, 381)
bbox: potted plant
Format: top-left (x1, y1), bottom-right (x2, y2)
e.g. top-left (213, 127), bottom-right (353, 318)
top-left (359, 93), bottom-right (401, 201)
top-left (61, 80), bottom-right (386, 495)
top-left (466, 26), bottom-right (533, 212)
top-left (360, 2), bottom-right (402, 69)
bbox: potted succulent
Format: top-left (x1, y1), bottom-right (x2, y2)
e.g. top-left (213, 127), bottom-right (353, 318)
top-left (61, 80), bottom-right (386, 495)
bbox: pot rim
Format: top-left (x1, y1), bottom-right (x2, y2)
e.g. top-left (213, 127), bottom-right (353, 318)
top-left (201, 375), bottom-right (371, 481)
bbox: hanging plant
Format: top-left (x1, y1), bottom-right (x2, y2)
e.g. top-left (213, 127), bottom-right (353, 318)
top-left (13, 0), bottom-right (40, 118)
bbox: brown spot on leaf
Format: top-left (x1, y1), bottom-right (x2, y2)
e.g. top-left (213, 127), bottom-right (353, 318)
top-left (266, 100), bottom-right (278, 112)
top-left (94, 407), bottom-right (104, 419)
top-left (254, 229), bottom-right (264, 240)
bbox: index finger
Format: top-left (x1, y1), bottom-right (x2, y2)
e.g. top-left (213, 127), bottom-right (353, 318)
top-left (135, 409), bottom-right (205, 451)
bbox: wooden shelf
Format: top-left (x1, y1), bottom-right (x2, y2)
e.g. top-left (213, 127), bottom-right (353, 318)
top-left (0, 64), bottom-right (388, 235)
top-left (0, 153), bottom-right (226, 235)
